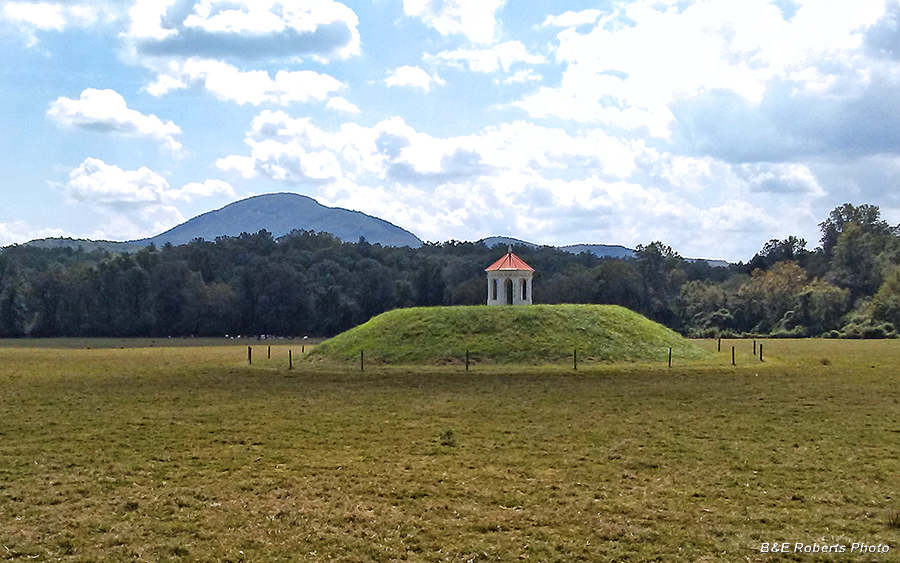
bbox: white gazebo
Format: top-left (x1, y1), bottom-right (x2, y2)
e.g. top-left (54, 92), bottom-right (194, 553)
top-left (485, 247), bottom-right (534, 306)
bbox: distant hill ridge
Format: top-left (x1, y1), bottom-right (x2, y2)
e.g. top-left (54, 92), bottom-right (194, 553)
top-left (480, 236), bottom-right (729, 266)
top-left (15, 193), bottom-right (727, 265)
top-left (21, 238), bottom-right (145, 253)
top-left (479, 236), bottom-right (635, 259)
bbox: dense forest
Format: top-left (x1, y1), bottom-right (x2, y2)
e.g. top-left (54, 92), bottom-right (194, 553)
top-left (1, 203), bottom-right (899, 339)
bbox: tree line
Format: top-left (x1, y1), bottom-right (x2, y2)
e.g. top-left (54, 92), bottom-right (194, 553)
top-left (1, 203), bottom-right (898, 338)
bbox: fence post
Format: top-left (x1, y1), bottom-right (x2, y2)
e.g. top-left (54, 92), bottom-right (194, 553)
top-left (361, 350), bottom-right (364, 372)
top-left (753, 340), bottom-right (757, 355)
top-left (668, 347), bottom-right (672, 368)
top-left (574, 349), bottom-right (578, 371)
top-left (759, 344), bottom-right (764, 362)
top-left (732, 346), bottom-right (735, 366)
top-left (289, 350), bottom-right (293, 370)
top-left (248, 346), bottom-right (252, 365)
top-left (717, 337), bottom-right (721, 352)
top-left (267, 345), bottom-right (271, 359)
top-left (465, 350), bottom-right (469, 371)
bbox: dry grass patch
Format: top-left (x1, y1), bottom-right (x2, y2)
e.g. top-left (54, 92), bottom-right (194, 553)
top-left (0, 339), bottom-right (899, 561)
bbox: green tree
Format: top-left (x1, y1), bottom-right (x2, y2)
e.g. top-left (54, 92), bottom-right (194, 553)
top-left (179, 272), bottom-right (238, 336)
top-left (736, 261), bottom-right (808, 332)
top-left (634, 241), bottom-right (685, 323)
top-left (747, 236), bottom-right (807, 271)
top-left (868, 266), bottom-right (900, 328)
top-left (28, 266), bottom-right (65, 336)
top-left (150, 260), bottom-right (189, 336)
top-left (0, 285), bottom-right (25, 337)
top-left (676, 280), bottom-right (731, 333)
top-left (413, 259), bottom-right (446, 306)
top-left (595, 260), bottom-right (642, 311)
top-left (827, 222), bottom-right (884, 300)
top-left (819, 203), bottom-right (891, 256)
top-left (799, 278), bottom-right (850, 333)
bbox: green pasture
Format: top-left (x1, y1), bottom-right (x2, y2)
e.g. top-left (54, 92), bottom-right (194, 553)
top-left (1, 338), bottom-right (899, 561)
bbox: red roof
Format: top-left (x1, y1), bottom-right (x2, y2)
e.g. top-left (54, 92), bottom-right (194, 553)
top-left (485, 251), bottom-right (534, 272)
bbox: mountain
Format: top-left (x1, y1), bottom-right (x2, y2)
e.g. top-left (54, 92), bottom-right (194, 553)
top-left (559, 243), bottom-right (635, 259)
top-left (481, 236), bottom-right (634, 259)
top-left (22, 193), bottom-right (422, 251)
top-left (479, 236), bottom-right (539, 249)
top-left (22, 238), bottom-right (143, 253)
top-left (17, 195), bottom-right (726, 265)
top-left (480, 236), bottom-right (728, 266)
top-left (135, 193), bottom-right (423, 248)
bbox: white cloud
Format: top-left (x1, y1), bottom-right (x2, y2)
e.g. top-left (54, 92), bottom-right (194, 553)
top-left (214, 109), bottom-right (830, 259)
top-left (0, 221), bottom-right (66, 246)
top-left (216, 111), bottom-right (345, 184)
top-left (431, 41), bottom-right (544, 73)
top-left (220, 112), bottom-right (642, 192)
top-left (384, 65), bottom-right (444, 92)
top-left (47, 88), bottom-right (182, 152)
top-left (122, 0), bottom-right (359, 105)
top-left (2, 1), bottom-right (109, 44)
top-left (145, 59), bottom-right (343, 106)
top-left (519, 0), bottom-right (887, 137)
top-left (125, 0), bottom-right (360, 62)
top-left (3, 2), bottom-right (67, 31)
top-left (271, 70), bottom-right (344, 103)
top-left (743, 163), bottom-right (825, 196)
top-left (86, 206), bottom-right (186, 242)
top-left (504, 69), bottom-right (542, 84)
top-left (541, 9), bottom-right (603, 28)
top-left (403, 0), bottom-right (505, 44)
top-left (65, 158), bottom-right (173, 205)
top-left (62, 158), bottom-right (234, 240)
top-left (326, 96), bottom-right (360, 113)
top-left (168, 179), bottom-right (235, 202)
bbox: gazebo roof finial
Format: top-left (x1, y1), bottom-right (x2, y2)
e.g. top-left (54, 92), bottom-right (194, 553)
top-left (485, 249), bottom-right (534, 272)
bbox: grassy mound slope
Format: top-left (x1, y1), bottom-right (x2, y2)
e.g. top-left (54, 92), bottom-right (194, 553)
top-left (308, 304), bottom-right (708, 365)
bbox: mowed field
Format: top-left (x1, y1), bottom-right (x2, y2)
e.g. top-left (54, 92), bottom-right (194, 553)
top-left (1, 339), bottom-right (899, 562)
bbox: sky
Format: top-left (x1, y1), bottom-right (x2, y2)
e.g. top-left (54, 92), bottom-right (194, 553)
top-left (2, 0), bottom-right (900, 261)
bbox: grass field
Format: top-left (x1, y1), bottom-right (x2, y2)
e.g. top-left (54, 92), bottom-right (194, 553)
top-left (1, 338), bottom-right (899, 561)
